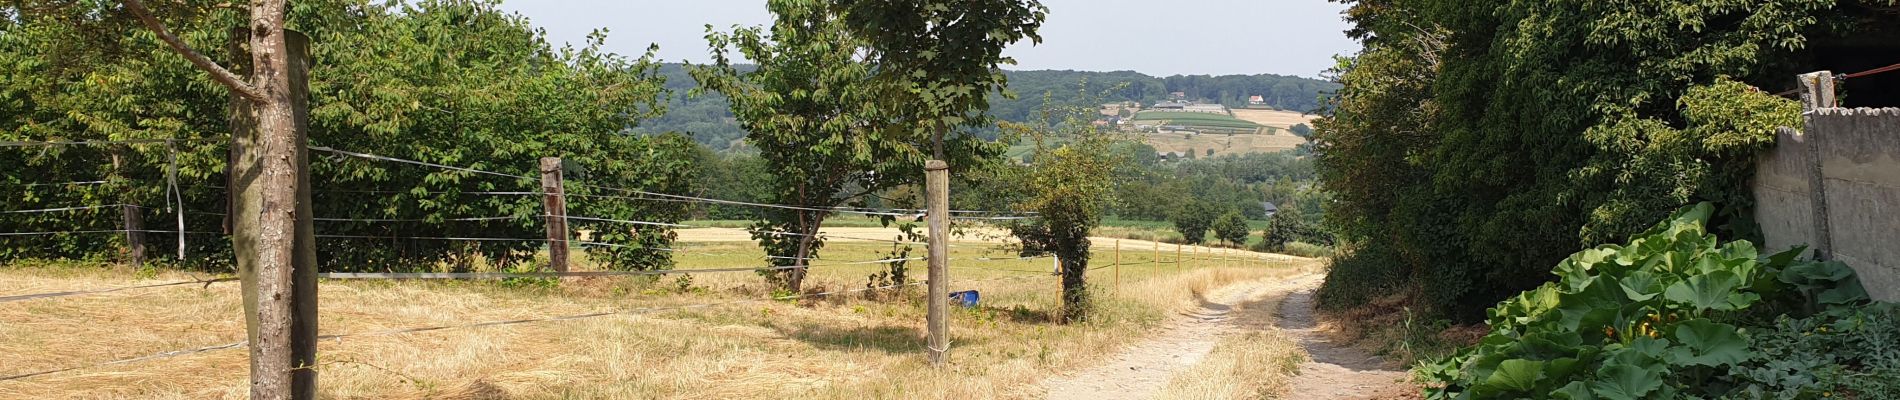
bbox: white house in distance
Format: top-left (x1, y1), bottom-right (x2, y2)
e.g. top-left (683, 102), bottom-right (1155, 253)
top-left (1248, 95), bottom-right (1266, 106)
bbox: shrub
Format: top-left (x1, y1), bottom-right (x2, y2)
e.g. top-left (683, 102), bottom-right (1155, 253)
top-left (1418, 203), bottom-right (1871, 399)
top-left (1211, 211), bottom-right (1250, 246)
top-left (1279, 242), bottom-right (1333, 258)
top-left (1316, 243), bottom-right (1409, 310)
top-left (1171, 201), bottom-right (1217, 245)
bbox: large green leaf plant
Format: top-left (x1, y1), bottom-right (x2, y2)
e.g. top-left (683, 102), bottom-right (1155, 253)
top-left (1421, 203), bottom-right (1869, 399)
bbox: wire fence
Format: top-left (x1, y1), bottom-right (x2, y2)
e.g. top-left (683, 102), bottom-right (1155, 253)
top-left (1, 140), bottom-right (1301, 386)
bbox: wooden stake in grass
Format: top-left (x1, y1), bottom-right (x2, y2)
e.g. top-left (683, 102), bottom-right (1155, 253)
top-left (925, 160), bottom-right (950, 366)
top-left (540, 157), bottom-right (569, 273)
top-left (1177, 244), bottom-right (1184, 270)
top-left (1114, 239), bottom-right (1121, 293)
top-left (1152, 240), bottom-right (1159, 275)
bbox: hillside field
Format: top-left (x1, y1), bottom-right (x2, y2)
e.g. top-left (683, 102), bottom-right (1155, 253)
top-left (1228, 109), bottom-right (1316, 131)
top-left (1129, 111), bottom-right (1263, 133)
top-left (1143, 131), bottom-right (1308, 158)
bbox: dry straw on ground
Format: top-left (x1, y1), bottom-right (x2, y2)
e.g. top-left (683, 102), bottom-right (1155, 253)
top-left (0, 239), bottom-right (1314, 399)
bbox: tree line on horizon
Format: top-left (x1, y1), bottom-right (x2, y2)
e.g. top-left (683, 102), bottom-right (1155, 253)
top-left (642, 64), bottom-right (1340, 151)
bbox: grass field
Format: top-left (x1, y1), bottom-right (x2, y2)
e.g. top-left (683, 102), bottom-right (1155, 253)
top-left (1129, 111), bottom-right (1263, 132)
top-left (0, 237), bottom-right (1314, 399)
top-left (1228, 109), bottom-right (1315, 131)
top-left (1140, 130), bottom-right (1308, 157)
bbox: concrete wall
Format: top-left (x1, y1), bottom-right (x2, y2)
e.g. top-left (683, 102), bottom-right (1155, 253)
top-left (1754, 107), bottom-right (1900, 301)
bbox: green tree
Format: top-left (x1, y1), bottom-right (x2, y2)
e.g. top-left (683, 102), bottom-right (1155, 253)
top-left (827, 0), bottom-right (1048, 158)
top-left (1211, 211), bottom-right (1249, 247)
top-left (1289, 123), bottom-right (1312, 138)
top-left (1171, 200), bottom-right (1216, 245)
top-left (1, 1), bottom-right (695, 273)
top-left (694, 0), bottom-right (1042, 292)
top-left (1002, 104), bottom-right (1123, 323)
top-left (1262, 206), bottom-right (1308, 252)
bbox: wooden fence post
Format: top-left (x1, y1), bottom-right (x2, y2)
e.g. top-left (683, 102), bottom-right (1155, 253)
top-left (925, 160), bottom-right (951, 366)
top-left (1152, 240), bottom-right (1159, 274)
top-left (109, 149), bottom-right (145, 267)
top-left (122, 204), bottom-right (145, 267)
top-left (1177, 244), bottom-right (1184, 270)
top-left (1114, 239), bottom-right (1121, 293)
top-left (539, 157), bottom-right (569, 273)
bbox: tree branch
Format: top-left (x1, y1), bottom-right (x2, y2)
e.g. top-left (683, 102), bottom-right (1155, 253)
top-left (123, 0), bottom-right (264, 101)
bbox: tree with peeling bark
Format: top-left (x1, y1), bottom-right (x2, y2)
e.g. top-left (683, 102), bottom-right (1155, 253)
top-left (122, 0), bottom-right (315, 398)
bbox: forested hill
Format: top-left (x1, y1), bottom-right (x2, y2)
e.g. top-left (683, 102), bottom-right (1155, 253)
top-left (638, 63), bottom-right (1339, 151)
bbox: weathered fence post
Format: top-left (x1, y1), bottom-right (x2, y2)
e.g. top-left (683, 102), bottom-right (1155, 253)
top-left (1799, 71), bottom-right (1837, 111)
top-left (1114, 239), bottom-right (1121, 293)
top-left (121, 204), bottom-right (145, 267)
top-left (539, 157), bottom-right (569, 273)
top-left (1177, 244), bottom-right (1184, 270)
top-left (925, 160), bottom-right (951, 365)
top-left (227, 28), bottom-right (318, 400)
top-left (1152, 240), bottom-right (1159, 274)
top-left (1795, 71), bottom-right (1837, 260)
top-left (109, 149), bottom-right (145, 267)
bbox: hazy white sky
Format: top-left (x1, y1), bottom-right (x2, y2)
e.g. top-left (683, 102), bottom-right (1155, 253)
top-left (497, 0), bottom-right (1359, 78)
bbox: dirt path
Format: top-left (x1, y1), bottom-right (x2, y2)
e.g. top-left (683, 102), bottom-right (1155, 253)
top-left (1039, 274), bottom-right (1415, 400)
top-left (1278, 287), bottom-right (1417, 399)
top-left (1039, 274), bottom-right (1319, 400)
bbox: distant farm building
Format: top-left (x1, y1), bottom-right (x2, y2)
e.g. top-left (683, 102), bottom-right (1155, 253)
top-left (1248, 95), bottom-right (1265, 105)
top-left (1181, 103), bottom-right (1228, 114)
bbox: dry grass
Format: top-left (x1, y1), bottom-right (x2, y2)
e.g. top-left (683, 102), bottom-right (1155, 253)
top-left (0, 240), bottom-right (1316, 399)
top-left (1152, 276), bottom-right (1307, 400)
top-left (1155, 331), bottom-right (1305, 400)
top-left (1319, 292), bottom-right (1485, 368)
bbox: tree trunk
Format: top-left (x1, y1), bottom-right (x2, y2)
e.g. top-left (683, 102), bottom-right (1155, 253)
top-left (1059, 238), bottom-right (1091, 323)
top-left (229, 23), bottom-right (318, 400)
top-left (788, 212), bottom-right (818, 293)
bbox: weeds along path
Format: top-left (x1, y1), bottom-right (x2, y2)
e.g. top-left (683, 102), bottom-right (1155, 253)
top-left (1040, 273), bottom-right (1320, 400)
top-left (1278, 284), bottom-right (1418, 399)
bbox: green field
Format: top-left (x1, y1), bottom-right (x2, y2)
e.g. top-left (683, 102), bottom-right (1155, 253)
top-left (1129, 111), bottom-right (1263, 131)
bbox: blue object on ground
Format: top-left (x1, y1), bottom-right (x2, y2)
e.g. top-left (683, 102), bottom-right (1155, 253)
top-left (949, 290), bottom-right (979, 307)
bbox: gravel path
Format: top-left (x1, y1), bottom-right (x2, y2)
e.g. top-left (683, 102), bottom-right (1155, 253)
top-left (1039, 274), bottom-right (1317, 400)
top-left (1277, 286), bottom-right (1418, 399)
top-left (1038, 274), bottom-right (1417, 399)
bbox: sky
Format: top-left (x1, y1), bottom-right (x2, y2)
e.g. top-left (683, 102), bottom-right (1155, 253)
top-left (496, 0), bottom-right (1360, 79)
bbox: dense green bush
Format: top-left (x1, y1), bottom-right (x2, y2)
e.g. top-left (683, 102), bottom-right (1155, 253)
top-left (1211, 211), bottom-right (1250, 246)
top-left (1170, 201), bottom-right (1217, 245)
top-left (1419, 204), bottom-right (1875, 399)
top-left (1312, 0), bottom-right (1899, 322)
top-left (1316, 243), bottom-right (1409, 309)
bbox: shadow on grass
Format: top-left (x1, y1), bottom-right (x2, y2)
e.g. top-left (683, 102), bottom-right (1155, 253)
top-left (973, 304), bottom-right (1065, 325)
top-left (767, 322), bottom-right (934, 354)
